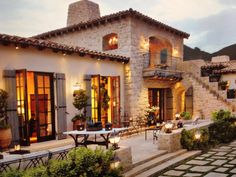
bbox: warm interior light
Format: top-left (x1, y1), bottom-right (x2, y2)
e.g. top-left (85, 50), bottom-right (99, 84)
top-left (113, 101), bottom-right (116, 107)
top-left (108, 36), bottom-right (118, 46)
top-left (15, 46), bottom-right (19, 50)
top-left (63, 53), bottom-right (66, 56)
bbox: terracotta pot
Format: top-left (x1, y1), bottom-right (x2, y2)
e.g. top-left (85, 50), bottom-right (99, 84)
top-left (73, 120), bottom-right (86, 130)
top-left (0, 128), bottom-right (12, 149)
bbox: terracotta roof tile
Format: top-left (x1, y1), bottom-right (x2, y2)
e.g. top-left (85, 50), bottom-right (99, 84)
top-left (34, 8), bottom-right (189, 39)
top-left (0, 33), bottom-right (129, 63)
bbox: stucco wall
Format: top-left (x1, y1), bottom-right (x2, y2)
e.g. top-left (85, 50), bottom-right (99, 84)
top-left (0, 45), bottom-right (125, 131)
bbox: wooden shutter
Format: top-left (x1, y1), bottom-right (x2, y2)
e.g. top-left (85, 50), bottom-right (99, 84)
top-left (3, 70), bottom-right (19, 144)
top-left (55, 73), bottom-right (67, 139)
top-left (185, 87), bottom-right (193, 116)
top-left (165, 88), bottom-right (173, 120)
top-left (84, 75), bottom-right (92, 118)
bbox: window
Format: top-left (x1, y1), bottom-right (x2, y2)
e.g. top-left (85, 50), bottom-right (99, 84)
top-left (160, 49), bottom-right (168, 64)
top-left (103, 33), bottom-right (118, 51)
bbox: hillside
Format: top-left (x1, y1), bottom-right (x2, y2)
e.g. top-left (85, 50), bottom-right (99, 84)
top-left (184, 44), bottom-right (236, 61)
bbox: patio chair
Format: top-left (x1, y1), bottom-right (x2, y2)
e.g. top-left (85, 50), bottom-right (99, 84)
top-left (153, 129), bottom-right (161, 144)
top-left (183, 116), bottom-right (200, 127)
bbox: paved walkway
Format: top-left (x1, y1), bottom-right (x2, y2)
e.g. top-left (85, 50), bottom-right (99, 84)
top-left (160, 141), bottom-right (236, 177)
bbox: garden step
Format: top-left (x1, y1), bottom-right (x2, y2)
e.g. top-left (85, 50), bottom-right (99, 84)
top-left (135, 150), bottom-right (201, 177)
top-left (124, 149), bottom-right (187, 177)
top-left (133, 150), bottom-right (167, 168)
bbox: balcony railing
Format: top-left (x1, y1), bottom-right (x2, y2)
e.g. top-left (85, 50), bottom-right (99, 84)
top-left (142, 53), bottom-right (184, 80)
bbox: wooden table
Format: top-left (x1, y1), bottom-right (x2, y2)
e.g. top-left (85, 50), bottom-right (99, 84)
top-left (64, 128), bottom-right (128, 149)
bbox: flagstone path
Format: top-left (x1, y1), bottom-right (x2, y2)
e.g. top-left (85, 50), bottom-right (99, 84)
top-left (160, 141), bottom-right (236, 177)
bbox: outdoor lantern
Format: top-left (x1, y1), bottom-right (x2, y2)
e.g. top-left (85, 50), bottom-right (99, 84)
top-left (109, 135), bottom-right (121, 150)
top-left (164, 122), bottom-right (173, 133)
top-left (73, 82), bottom-right (81, 96)
top-left (175, 113), bottom-right (180, 120)
top-left (110, 156), bottom-right (121, 169)
top-left (195, 130), bottom-right (201, 140)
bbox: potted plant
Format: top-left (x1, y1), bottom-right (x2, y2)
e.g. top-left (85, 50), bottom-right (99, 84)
top-left (100, 83), bottom-right (110, 127)
top-left (180, 111), bottom-right (191, 120)
top-left (218, 81), bottom-right (228, 90)
top-left (145, 106), bottom-right (159, 127)
top-left (0, 89), bottom-right (12, 158)
top-left (72, 89), bottom-right (89, 130)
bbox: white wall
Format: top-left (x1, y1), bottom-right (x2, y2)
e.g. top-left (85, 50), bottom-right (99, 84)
top-left (0, 45), bottom-right (125, 131)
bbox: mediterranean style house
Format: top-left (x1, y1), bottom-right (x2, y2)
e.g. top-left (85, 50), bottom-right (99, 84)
top-left (0, 0), bottom-right (235, 146)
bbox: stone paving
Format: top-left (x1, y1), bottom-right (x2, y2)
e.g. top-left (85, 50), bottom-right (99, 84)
top-left (160, 141), bottom-right (236, 177)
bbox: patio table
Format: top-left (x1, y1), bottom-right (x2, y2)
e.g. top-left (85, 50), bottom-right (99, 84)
top-left (63, 128), bottom-right (128, 149)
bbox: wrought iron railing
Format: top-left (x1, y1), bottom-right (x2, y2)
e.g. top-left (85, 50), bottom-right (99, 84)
top-left (142, 52), bottom-right (184, 71)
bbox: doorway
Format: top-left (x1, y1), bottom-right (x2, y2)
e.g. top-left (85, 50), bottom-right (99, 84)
top-left (16, 70), bottom-right (55, 145)
top-left (148, 88), bottom-right (165, 122)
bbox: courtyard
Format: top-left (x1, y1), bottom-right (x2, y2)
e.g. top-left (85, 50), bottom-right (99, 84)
top-left (161, 141), bottom-right (236, 177)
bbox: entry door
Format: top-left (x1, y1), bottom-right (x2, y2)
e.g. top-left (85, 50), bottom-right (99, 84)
top-left (34, 73), bottom-right (55, 142)
top-left (148, 88), bottom-right (164, 122)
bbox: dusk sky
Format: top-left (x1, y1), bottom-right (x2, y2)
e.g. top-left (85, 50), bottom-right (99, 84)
top-left (0, 0), bottom-right (235, 53)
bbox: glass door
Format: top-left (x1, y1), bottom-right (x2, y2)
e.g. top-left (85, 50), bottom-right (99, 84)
top-left (34, 72), bottom-right (55, 142)
top-left (16, 70), bottom-right (30, 146)
top-left (110, 76), bottom-right (120, 127)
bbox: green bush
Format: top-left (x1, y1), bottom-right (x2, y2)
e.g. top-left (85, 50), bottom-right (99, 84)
top-left (2, 148), bottom-right (122, 177)
top-left (212, 109), bottom-right (231, 122)
top-left (209, 120), bottom-right (236, 144)
top-left (181, 128), bottom-right (210, 151)
top-left (180, 111), bottom-right (191, 120)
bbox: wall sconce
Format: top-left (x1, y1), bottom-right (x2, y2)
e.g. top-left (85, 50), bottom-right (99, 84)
top-left (110, 156), bottom-right (121, 169)
top-left (195, 130), bottom-right (201, 140)
top-left (173, 48), bottom-right (178, 57)
top-left (110, 134), bottom-right (121, 150)
top-left (73, 82), bottom-right (81, 96)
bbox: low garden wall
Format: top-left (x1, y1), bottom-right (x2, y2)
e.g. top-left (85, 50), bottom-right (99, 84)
top-left (157, 120), bottom-right (212, 152)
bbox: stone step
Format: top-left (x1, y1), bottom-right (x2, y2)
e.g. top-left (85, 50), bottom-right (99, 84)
top-left (135, 150), bottom-right (201, 177)
top-left (124, 149), bottom-right (187, 177)
top-left (133, 150), bottom-right (167, 168)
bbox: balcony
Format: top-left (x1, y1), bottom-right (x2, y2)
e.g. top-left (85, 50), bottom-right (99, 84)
top-left (143, 53), bottom-right (183, 82)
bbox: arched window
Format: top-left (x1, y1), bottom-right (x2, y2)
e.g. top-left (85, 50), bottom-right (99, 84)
top-left (103, 33), bottom-right (118, 51)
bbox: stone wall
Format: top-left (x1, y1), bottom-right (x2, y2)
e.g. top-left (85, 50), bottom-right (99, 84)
top-left (67, 0), bottom-right (101, 26)
top-left (48, 16), bottom-right (185, 120)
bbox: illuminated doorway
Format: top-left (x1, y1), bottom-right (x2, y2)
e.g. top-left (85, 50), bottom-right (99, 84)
top-left (91, 75), bottom-right (120, 127)
top-left (16, 70), bottom-right (55, 145)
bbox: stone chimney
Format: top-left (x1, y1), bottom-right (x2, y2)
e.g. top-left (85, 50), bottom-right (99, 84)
top-left (67, 0), bottom-right (101, 26)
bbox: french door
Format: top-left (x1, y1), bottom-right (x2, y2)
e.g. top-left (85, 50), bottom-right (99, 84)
top-left (148, 88), bottom-right (165, 122)
top-left (91, 75), bottom-right (121, 126)
top-left (16, 70), bottom-right (55, 145)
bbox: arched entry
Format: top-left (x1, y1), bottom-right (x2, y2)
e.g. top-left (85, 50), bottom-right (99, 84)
top-left (149, 36), bottom-right (172, 67)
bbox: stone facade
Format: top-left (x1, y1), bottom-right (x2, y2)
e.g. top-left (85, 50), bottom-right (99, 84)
top-left (49, 10), bottom-right (185, 120)
top-left (67, 0), bottom-right (101, 26)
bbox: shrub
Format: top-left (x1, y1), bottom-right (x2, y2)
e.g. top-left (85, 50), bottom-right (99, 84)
top-left (212, 109), bottom-right (231, 122)
top-left (209, 120), bottom-right (236, 144)
top-left (181, 128), bottom-right (210, 151)
top-left (2, 148), bottom-right (122, 177)
top-left (180, 111), bottom-right (191, 120)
